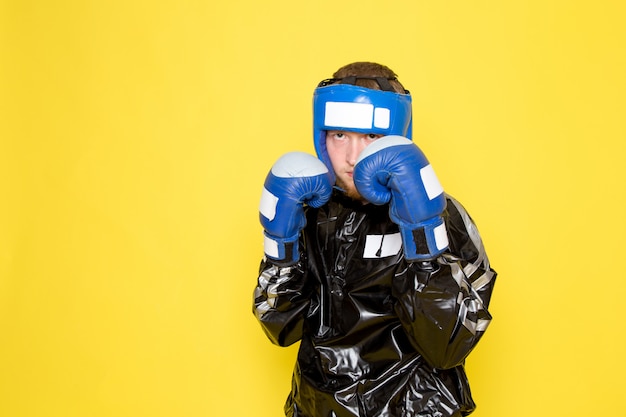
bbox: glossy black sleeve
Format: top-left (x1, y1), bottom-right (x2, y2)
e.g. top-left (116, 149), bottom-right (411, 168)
top-left (252, 256), bottom-right (315, 347)
top-left (392, 195), bottom-right (497, 369)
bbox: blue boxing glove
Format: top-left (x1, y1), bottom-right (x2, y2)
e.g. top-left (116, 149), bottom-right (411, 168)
top-left (354, 136), bottom-right (449, 261)
top-left (259, 152), bottom-right (333, 265)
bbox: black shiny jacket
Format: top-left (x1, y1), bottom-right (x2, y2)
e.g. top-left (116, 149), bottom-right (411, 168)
top-left (253, 191), bottom-right (497, 417)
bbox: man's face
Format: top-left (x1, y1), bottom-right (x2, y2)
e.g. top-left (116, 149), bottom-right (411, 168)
top-left (325, 130), bottom-right (384, 201)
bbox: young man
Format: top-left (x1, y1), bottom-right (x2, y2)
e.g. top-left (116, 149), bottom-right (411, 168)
top-left (254, 62), bottom-right (497, 417)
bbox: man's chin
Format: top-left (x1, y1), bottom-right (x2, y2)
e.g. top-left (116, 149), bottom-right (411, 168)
top-left (336, 179), bottom-right (365, 202)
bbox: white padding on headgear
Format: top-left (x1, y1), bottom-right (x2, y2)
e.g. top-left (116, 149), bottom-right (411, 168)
top-left (373, 108), bottom-right (390, 129)
top-left (324, 102), bottom-right (374, 129)
top-left (324, 102), bottom-right (392, 130)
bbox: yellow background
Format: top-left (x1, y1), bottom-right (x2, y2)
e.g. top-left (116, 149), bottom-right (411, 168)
top-left (1, 1), bottom-right (625, 416)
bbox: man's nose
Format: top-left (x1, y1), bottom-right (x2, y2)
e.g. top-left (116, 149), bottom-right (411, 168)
top-left (346, 137), bottom-right (365, 165)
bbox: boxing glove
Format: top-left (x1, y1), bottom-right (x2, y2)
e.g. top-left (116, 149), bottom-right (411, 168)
top-left (259, 152), bottom-right (333, 265)
top-left (354, 135), bottom-right (449, 261)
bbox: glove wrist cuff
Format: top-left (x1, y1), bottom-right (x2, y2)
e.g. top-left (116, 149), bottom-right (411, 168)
top-left (263, 232), bottom-right (300, 265)
top-left (399, 217), bottom-right (449, 261)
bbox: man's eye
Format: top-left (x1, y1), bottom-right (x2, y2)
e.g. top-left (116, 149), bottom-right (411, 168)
top-left (368, 134), bottom-right (381, 140)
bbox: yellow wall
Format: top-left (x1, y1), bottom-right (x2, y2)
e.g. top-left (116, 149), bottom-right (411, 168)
top-left (1, 1), bottom-right (625, 416)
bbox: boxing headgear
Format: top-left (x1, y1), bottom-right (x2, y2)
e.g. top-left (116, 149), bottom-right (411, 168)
top-left (313, 78), bottom-right (413, 179)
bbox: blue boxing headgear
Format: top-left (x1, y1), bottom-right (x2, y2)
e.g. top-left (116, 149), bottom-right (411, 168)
top-left (313, 79), bottom-right (413, 179)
